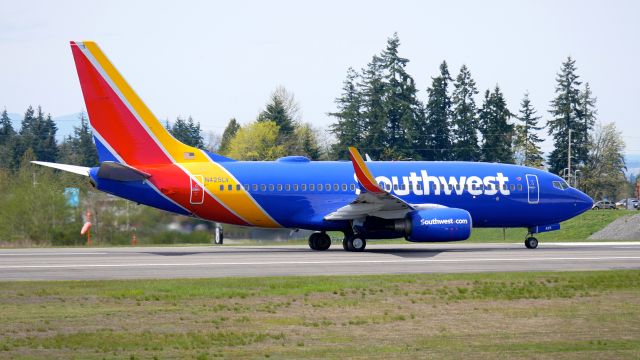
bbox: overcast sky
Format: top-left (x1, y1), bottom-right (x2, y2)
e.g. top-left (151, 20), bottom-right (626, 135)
top-left (1, 0), bottom-right (639, 154)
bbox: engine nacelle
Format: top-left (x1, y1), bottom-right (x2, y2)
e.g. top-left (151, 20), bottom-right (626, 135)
top-left (405, 208), bottom-right (472, 242)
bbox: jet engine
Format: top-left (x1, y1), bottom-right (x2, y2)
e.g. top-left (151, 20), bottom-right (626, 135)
top-left (404, 208), bottom-right (472, 242)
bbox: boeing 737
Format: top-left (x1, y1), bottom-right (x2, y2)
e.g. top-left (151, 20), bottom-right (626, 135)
top-left (33, 41), bottom-right (594, 251)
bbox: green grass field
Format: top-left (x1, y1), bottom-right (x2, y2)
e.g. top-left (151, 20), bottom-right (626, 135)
top-left (1, 271), bottom-right (639, 359)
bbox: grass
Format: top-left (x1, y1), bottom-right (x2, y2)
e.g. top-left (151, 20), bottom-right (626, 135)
top-left (0, 271), bottom-right (639, 359)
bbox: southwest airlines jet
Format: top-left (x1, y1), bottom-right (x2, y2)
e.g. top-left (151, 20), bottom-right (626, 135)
top-left (34, 41), bottom-right (593, 251)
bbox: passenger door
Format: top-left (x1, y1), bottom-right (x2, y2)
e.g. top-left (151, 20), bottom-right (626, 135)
top-left (526, 174), bottom-right (539, 204)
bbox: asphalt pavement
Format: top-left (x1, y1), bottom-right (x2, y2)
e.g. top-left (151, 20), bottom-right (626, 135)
top-left (0, 242), bottom-right (639, 281)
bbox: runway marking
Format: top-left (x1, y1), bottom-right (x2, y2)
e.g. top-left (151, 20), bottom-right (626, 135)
top-left (0, 252), bottom-right (108, 256)
top-left (0, 256), bottom-right (639, 269)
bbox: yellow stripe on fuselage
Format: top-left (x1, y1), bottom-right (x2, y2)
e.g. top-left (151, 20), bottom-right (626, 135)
top-left (82, 41), bottom-right (280, 228)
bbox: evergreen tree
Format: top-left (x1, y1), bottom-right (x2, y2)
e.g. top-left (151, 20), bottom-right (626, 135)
top-left (218, 118), bottom-right (240, 155)
top-left (257, 91), bottom-right (296, 137)
top-left (513, 92), bottom-right (544, 167)
top-left (59, 112), bottom-right (98, 167)
top-left (547, 57), bottom-right (586, 175)
top-left (170, 116), bottom-right (204, 148)
top-left (423, 61), bottom-right (453, 161)
top-left (18, 106), bottom-right (57, 162)
top-left (479, 86), bottom-right (514, 163)
top-left (329, 67), bottom-right (364, 159)
top-left (295, 123), bottom-right (321, 160)
top-left (451, 65), bottom-right (480, 161)
top-left (578, 82), bottom-right (597, 159)
top-left (379, 33), bottom-right (422, 160)
top-left (0, 108), bottom-right (15, 146)
top-left (359, 55), bottom-right (387, 159)
top-left (0, 108), bottom-right (17, 169)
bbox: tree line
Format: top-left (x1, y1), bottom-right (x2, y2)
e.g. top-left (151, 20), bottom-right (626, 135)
top-left (328, 33), bottom-right (627, 199)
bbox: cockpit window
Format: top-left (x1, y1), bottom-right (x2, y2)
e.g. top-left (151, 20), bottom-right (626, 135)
top-left (553, 180), bottom-right (570, 190)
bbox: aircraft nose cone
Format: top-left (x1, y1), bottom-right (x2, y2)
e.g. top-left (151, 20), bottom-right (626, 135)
top-left (575, 189), bottom-right (593, 213)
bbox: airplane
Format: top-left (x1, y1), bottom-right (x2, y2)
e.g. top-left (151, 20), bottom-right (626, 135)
top-left (33, 41), bottom-right (594, 252)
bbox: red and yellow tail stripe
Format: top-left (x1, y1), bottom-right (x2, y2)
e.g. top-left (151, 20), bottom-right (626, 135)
top-left (348, 147), bottom-right (384, 194)
top-left (71, 41), bottom-right (280, 227)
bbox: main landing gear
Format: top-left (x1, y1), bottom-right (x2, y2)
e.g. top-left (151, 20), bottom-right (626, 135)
top-left (342, 235), bottom-right (366, 252)
top-left (308, 232), bottom-right (331, 251)
top-left (524, 236), bottom-right (539, 249)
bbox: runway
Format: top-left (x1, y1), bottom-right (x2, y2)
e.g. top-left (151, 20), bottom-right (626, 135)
top-left (0, 242), bottom-right (639, 281)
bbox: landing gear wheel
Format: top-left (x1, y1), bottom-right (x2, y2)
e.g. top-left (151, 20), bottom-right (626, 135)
top-left (342, 236), bottom-right (351, 251)
top-left (347, 236), bottom-right (366, 252)
top-left (214, 226), bottom-right (224, 245)
top-left (525, 237), bottom-right (538, 249)
top-left (308, 232), bottom-right (331, 251)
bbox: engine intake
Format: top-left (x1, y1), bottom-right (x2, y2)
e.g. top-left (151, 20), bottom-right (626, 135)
top-left (404, 208), bottom-right (472, 242)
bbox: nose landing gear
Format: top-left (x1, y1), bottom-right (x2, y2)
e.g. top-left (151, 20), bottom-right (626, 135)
top-left (524, 236), bottom-right (538, 249)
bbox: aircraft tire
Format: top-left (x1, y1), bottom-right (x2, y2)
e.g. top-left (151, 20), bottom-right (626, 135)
top-left (308, 233), bottom-right (320, 250)
top-left (349, 236), bottom-right (366, 252)
top-left (342, 236), bottom-right (351, 251)
top-left (525, 237), bottom-right (538, 249)
top-left (316, 233), bottom-right (331, 251)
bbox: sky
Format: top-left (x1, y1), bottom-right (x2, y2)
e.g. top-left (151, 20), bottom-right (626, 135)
top-left (1, 0), bottom-right (639, 155)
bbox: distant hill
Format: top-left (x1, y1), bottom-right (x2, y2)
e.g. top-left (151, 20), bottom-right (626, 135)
top-left (7, 112), bottom-right (81, 142)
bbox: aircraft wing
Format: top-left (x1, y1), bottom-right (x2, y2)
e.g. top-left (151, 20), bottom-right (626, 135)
top-left (324, 147), bottom-right (417, 221)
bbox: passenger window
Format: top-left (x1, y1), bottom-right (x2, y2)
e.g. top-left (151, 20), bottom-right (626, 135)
top-left (260, 184), bottom-right (266, 191)
top-left (333, 184), bottom-right (339, 191)
top-left (236, 184), bottom-right (241, 191)
top-left (301, 184), bottom-right (307, 191)
top-left (228, 184), bottom-right (233, 191)
top-left (310, 184), bottom-right (315, 191)
top-left (350, 184), bottom-right (356, 191)
top-left (342, 184), bottom-right (347, 191)
top-left (325, 184), bottom-right (331, 191)
top-left (244, 184), bottom-right (249, 190)
top-left (269, 184), bottom-right (275, 191)
top-left (317, 184), bottom-right (322, 191)
top-left (285, 184), bottom-right (291, 191)
top-left (253, 184), bottom-right (258, 191)
top-left (293, 184), bottom-right (299, 191)
top-left (277, 184), bottom-right (283, 191)
top-left (517, 184), bottom-right (523, 191)
top-left (417, 184), bottom-right (422, 191)
top-left (394, 184), bottom-right (398, 191)
top-left (220, 185), bottom-right (224, 191)
top-left (510, 184), bottom-right (515, 191)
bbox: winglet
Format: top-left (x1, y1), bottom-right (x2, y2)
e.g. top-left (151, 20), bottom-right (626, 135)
top-left (348, 147), bottom-right (384, 193)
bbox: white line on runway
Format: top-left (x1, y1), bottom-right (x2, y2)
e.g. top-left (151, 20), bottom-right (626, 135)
top-left (0, 252), bottom-right (108, 256)
top-left (1, 256), bottom-right (639, 269)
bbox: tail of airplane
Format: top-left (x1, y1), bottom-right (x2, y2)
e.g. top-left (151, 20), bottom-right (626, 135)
top-left (70, 41), bottom-right (212, 166)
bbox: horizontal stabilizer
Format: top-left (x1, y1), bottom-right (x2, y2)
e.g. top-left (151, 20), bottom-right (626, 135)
top-left (31, 161), bottom-right (90, 176)
top-left (97, 161), bottom-right (151, 181)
